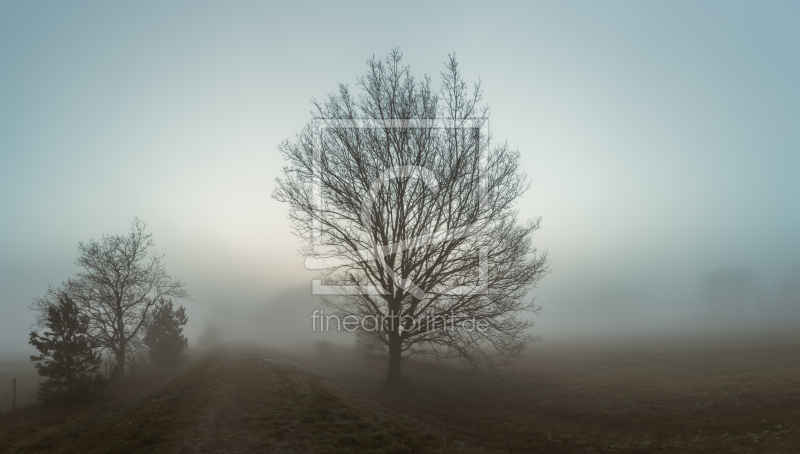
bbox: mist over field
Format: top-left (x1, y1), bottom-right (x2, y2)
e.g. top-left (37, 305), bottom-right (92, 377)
top-left (1, 2), bottom-right (799, 359)
top-left (2, 3), bottom-right (800, 452)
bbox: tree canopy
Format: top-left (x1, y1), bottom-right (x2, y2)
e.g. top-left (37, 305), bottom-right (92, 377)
top-left (30, 219), bottom-right (188, 376)
top-left (275, 50), bottom-right (548, 380)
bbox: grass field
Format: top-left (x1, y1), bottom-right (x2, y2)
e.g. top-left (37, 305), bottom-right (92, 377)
top-left (0, 357), bottom-right (42, 413)
top-left (1, 337), bottom-right (799, 453)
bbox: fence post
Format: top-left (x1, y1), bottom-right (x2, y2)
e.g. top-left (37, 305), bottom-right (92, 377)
top-left (12, 379), bottom-right (16, 411)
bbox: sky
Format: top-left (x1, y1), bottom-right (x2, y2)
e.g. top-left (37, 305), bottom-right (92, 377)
top-left (1, 1), bottom-right (799, 353)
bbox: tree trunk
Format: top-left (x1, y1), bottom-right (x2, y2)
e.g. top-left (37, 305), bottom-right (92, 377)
top-left (115, 346), bottom-right (126, 377)
top-left (386, 333), bottom-right (402, 382)
top-left (116, 309), bottom-right (126, 377)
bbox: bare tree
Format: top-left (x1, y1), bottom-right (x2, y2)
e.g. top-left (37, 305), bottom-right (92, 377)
top-left (31, 219), bottom-right (188, 376)
top-left (274, 50), bottom-right (548, 381)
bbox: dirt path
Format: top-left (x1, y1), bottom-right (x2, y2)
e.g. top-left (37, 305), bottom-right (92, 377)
top-left (0, 346), bottom-right (473, 454)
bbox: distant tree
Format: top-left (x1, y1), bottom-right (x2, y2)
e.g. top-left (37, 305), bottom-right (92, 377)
top-left (313, 339), bottom-right (333, 357)
top-left (29, 293), bottom-right (107, 404)
top-left (354, 330), bottom-right (385, 360)
top-left (30, 218), bottom-right (189, 376)
top-left (771, 266), bottom-right (800, 323)
top-left (274, 50), bottom-right (548, 381)
top-left (197, 324), bottom-right (221, 349)
top-left (143, 298), bottom-right (189, 366)
top-left (700, 267), bottom-right (764, 323)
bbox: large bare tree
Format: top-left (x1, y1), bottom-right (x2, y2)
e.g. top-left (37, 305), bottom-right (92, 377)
top-left (274, 50), bottom-right (548, 381)
top-left (31, 219), bottom-right (188, 376)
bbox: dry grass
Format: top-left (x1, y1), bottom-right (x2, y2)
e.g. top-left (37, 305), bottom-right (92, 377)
top-left (1, 338), bottom-right (799, 453)
top-left (301, 337), bottom-right (800, 453)
top-left (0, 357), bottom-right (43, 412)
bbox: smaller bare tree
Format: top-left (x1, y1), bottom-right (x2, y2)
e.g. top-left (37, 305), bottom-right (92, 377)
top-left (31, 219), bottom-right (188, 376)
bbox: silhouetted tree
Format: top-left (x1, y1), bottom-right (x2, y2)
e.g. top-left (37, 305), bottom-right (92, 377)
top-left (143, 298), bottom-right (189, 366)
top-left (29, 293), bottom-right (107, 404)
top-left (30, 219), bottom-right (189, 376)
top-left (274, 50), bottom-right (548, 381)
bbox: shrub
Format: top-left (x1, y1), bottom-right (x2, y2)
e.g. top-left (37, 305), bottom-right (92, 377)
top-left (143, 298), bottom-right (189, 366)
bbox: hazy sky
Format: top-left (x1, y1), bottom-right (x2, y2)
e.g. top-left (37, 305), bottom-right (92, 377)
top-left (2, 1), bottom-right (799, 352)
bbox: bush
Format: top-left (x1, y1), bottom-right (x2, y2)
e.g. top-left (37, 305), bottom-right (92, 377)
top-left (143, 298), bottom-right (189, 366)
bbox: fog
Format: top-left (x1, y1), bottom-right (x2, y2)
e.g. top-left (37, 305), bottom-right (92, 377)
top-left (1, 1), bottom-right (799, 356)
